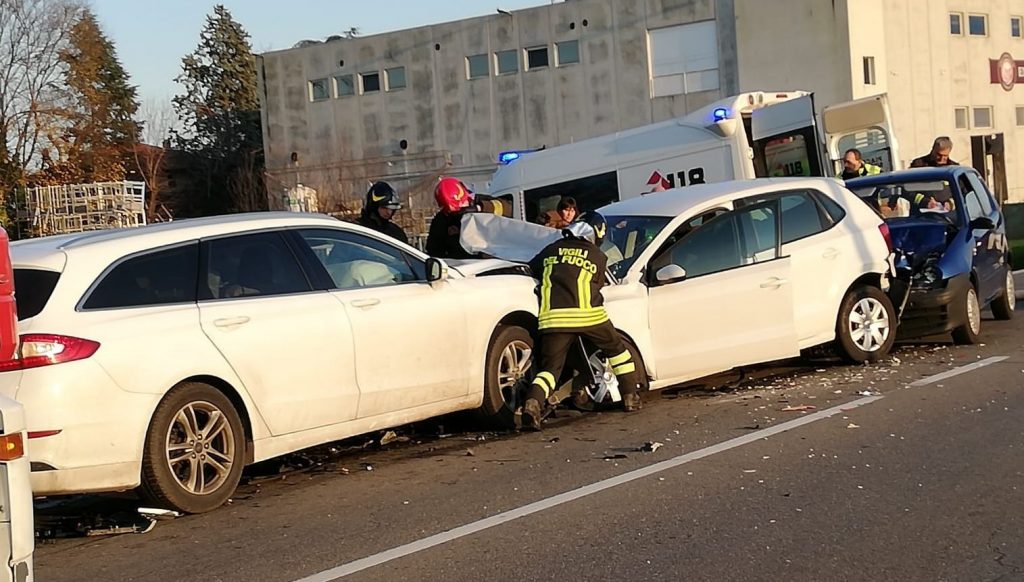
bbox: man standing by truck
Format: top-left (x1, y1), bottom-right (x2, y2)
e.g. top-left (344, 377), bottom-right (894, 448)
top-left (426, 177), bottom-right (511, 259)
top-left (911, 137), bottom-right (959, 168)
top-left (356, 181), bottom-right (408, 244)
top-left (837, 149), bottom-right (882, 180)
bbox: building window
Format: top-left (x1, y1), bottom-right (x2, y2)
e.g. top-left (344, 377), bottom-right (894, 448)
top-left (360, 72), bottom-right (380, 94)
top-left (950, 13), bottom-right (963, 35)
top-left (495, 49), bottom-right (519, 75)
top-left (648, 20), bottom-right (719, 97)
top-left (968, 14), bottom-right (987, 36)
top-left (385, 67), bottom-right (406, 91)
top-left (556, 40), bottom-right (580, 66)
top-left (309, 78), bottom-right (330, 102)
top-left (862, 56), bottom-right (876, 85)
top-left (1016, 106), bottom-right (1024, 127)
top-left (467, 54), bottom-right (489, 79)
top-left (526, 46), bottom-right (549, 70)
top-left (954, 107), bottom-right (969, 129)
top-left (973, 106), bottom-right (993, 128)
top-left (334, 75), bottom-right (354, 97)
top-left (1012, 16), bottom-right (1022, 38)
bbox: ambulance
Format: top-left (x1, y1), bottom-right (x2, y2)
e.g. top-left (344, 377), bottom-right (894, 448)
top-left (487, 91), bottom-right (901, 223)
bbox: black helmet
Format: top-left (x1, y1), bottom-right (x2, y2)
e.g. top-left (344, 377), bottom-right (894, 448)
top-left (366, 181), bottom-right (402, 211)
top-left (563, 211), bottom-right (608, 246)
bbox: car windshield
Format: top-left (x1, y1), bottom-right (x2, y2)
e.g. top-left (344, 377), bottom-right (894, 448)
top-left (850, 181), bottom-right (963, 226)
top-left (601, 215), bottom-right (672, 279)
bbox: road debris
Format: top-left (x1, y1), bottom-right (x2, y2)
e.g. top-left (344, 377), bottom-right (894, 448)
top-left (137, 507), bottom-right (181, 520)
top-left (640, 441), bottom-right (664, 453)
top-left (857, 390), bottom-right (878, 397)
top-left (466, 448), bottom-right (476, 457)
top-left (781, 405), bottom-right (817, 412)
top-left (603, 454), bottom-right (629, 461)
top-left (847, 423), bottom-right (861, 429)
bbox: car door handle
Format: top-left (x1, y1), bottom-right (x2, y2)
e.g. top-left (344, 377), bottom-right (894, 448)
top-left (213, 316), bottom-right (250, 328)
top-left (350, 298), bottom-right (381, 309)
top-left (760, 277), bottom-right (788, 289)
top-left (822, 248), bottom-right (840, 260)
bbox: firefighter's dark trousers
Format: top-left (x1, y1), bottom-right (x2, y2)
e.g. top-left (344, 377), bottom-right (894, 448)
top-left (526, 320), bottom-right (641, 403)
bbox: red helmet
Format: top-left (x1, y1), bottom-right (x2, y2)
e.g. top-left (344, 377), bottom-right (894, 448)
top-left (434, 177), bottom-right (473, 214)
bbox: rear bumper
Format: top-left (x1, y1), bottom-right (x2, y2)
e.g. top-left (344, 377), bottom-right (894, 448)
top-left (30, 462), bottom-right (140, 495)
top-left (897, 273), bottom-right (970, 339)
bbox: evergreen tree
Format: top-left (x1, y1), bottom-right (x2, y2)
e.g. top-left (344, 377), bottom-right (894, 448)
top-left (36, 8), bottom-right (141, 184)
top-left (172, 4), bottom-right (264, 215)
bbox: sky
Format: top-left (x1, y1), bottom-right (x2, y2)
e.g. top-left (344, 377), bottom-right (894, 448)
top-left (91, 0), bottom-right (551, 115)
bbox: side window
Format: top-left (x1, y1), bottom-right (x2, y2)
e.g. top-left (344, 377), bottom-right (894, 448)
top-left (958, 176), bottom-right (985, 221)
top-left (814, 191), bottom-right (847, 225)
top-left (200, 232), bottom-right (311, 300)
top-left (296, 229), bottom-right (421, 290)
top-left (778, 192), bottom-right (826, 243)
top-left (964, 172), bottom-right (996, 214)
top-left (651, 203), bottom-right (778, 280)
top-left (83, 243), bottom-right (199, 310)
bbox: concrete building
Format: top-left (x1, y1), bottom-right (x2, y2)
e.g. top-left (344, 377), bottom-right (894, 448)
top-left (256, 0), bottom-right (1024, 232)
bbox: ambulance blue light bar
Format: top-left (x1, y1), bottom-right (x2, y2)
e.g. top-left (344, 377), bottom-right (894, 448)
top-left (712, 107), bottom-right (730, 122)
top-left (498, 151), bottom-right (522, 164)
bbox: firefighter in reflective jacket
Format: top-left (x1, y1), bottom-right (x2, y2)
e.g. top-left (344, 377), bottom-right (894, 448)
top-left (522, 212), bottom-right (643, 430)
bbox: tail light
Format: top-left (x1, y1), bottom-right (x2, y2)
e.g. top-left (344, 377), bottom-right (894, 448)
top-left (0, 334), bottom-right (100, 373)
top-left (0, 432), bottom-right (23, 461)
top-left (878, 223), bottom-right (894, 253)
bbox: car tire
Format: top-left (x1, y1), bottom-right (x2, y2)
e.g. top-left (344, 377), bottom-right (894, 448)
top-left (475, 325), bottom-right (534, 430)
top-left (138, 382), bottom-right (246, 514)
top-left (952, 284), bottom-right (983, 345)
top-left (990, 268), bottom-right (1016, 321)
top-left (835, 285), bottom-right (897, 364)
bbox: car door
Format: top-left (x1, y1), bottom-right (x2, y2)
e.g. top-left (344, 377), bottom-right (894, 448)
top-left (821, 94), bottom-right (900, 173)
top-left (961, 172), bottom-right (1005, 300)
top-left (197, 231), bottom-right (360, 436)
top-left (646, 201), bottom-right (798, 382)
top-left (742, 189), bottom-right (847, 345)
top-left (289, 228), bottom-right (469, 420)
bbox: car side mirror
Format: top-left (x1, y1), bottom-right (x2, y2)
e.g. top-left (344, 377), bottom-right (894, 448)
top-left (655, 264), bottom-right (687, 285)
top-left (426, 257), bottom-right (448, 283)
top-left (969, 217), bottom-right (995, 231)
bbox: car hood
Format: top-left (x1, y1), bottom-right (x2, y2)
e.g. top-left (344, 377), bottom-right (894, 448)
top-left (886, 218), bottom-right (949, 256)
top-left (447, 258), bottom-right (529, 277)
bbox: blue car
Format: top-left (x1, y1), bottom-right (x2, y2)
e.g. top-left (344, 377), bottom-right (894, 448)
top-left (846, 167), bottom-right (1014, 343)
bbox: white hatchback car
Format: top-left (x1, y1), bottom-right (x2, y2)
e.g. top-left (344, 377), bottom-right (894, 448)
top-left (465, 178), bottom-right (898, 397)
top-left (6, 213), bottom-right (537, 513)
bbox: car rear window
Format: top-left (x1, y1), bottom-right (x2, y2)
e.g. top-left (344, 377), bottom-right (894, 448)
top-left (83, 243), bottom-right (199, 310)
top-left (14, 268), bottom-right (61, 321)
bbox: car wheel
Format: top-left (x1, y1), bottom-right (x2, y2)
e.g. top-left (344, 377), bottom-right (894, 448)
top-left (835, 285), bottom-right (897, 364)
top-left (138, 382), bottom-right (246, 514)
top-left (990, 269), bottom-right (1016, 321)
top-left (952, 284), bottom-right (983, 345)
top-left (475, 325), bottom-right (534, 429)
top-left (585, 337), bottom-right (648, 411)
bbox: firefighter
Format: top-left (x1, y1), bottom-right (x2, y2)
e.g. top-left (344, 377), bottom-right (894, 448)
top-left (357, 181), bottom-right (408, 244)
top-left (425, 176), bottom-right (511, 259)
top-left (522, 212), bottom-right (643, 431)
top-left (837, 148), bottom-right (882, 180)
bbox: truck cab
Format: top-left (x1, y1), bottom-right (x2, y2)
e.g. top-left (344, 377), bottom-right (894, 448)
top-left (488, 91), bottom-right (900, 224)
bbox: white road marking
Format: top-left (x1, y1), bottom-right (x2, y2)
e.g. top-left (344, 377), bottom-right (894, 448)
top-left (294, 395), bottom-right (883, 582)
top-left (908, 356), bottom-right (1008, 387)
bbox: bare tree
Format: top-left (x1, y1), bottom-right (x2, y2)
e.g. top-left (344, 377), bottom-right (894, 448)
top-left (133, 98), bottom-right (178, 220)
top-left (0, 0), bottom-right (83, 174)
top-left (227, 149), bottom-right (267, 213)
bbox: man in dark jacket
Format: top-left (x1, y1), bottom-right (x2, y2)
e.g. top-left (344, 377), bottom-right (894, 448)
top-left (911, 137), bottom-right (959, 168)
top-left (522, 213), bottom-right (643, 430)
top-left (425, 177), bottom-right (511, 259)
top-left (356, 182), bottom-right (408, 244)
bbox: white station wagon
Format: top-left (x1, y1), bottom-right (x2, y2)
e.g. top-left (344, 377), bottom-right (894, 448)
top-left (7, 214), bottom-right (538, 513)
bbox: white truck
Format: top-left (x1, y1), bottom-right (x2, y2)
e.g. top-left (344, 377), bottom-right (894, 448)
top-left (0, 395), bottom-right (33, 582)
top-left (487, 91), bottom-right (901, 224)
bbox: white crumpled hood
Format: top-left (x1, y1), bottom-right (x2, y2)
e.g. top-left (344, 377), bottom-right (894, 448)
top-left (447, 258), bottom-right (526, 277)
